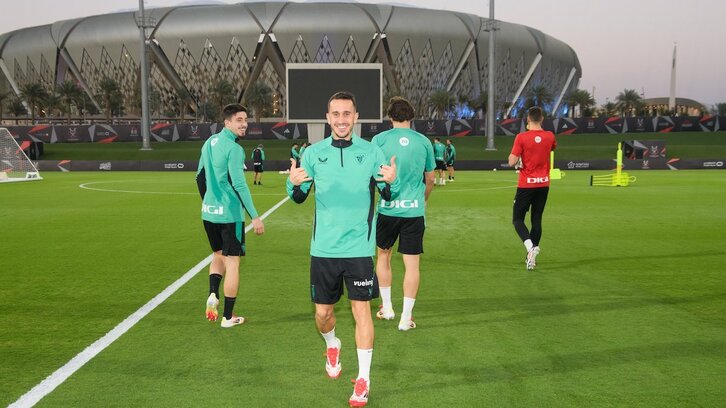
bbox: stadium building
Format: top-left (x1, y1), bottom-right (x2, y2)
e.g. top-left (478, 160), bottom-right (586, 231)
top-left (0, 1), bottom-right (581, 120)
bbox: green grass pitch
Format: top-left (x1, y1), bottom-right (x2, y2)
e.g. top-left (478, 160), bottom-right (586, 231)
top-left (1, 170), bottom-right (725, 407)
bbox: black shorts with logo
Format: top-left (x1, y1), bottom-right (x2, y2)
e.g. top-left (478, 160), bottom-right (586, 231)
top-left (253, 163), bottom-right (264, 173)
top-left (376, 214), bottom-right (425, 255)
top-left (310, 256), bottom-right (379, 304)
top-left (203, 220), bottom-right (245, 256)
top-left (435, 160), bottom-right (447, 171)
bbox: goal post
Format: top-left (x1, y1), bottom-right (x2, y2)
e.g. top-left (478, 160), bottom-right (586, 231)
top-left (0, 127), bottom-right (42, 183)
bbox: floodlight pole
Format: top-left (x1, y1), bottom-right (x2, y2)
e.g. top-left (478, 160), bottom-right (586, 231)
top-left (485, 0), bottom-right (497, 151)
top-left (138, 0), bottom-right (152, 150)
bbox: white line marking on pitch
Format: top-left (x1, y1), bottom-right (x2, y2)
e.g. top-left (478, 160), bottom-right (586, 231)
top-left (79, 180), bottom-right (286, 196)
top-left (9, 196), bottom-right (290, 408)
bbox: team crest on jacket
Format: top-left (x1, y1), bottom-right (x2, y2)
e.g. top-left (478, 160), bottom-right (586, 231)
top-left (318, 157), bottom-right (328, 163)
top-left (355, 154), bottom-right (366, 164)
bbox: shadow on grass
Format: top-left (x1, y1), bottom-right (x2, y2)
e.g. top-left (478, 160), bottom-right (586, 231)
top-left (419, 292), bottom-right (726, 327)
top-left (381, 340), bottom-right (726, 396)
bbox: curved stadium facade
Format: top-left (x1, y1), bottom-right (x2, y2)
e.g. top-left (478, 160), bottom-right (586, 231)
top-left (0, 1), bottom-right (581, 119)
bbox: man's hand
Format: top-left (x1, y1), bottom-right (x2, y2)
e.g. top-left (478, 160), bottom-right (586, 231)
top-left (376, 155), bottom-right (397, 184)
top-left (251, 217), bottom-right (265, 235)
top-left (288, 158), bottom-right (312, 186)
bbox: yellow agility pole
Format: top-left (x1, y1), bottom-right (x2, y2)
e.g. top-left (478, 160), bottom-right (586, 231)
top-left (590, 142), bottom-right (637, 187)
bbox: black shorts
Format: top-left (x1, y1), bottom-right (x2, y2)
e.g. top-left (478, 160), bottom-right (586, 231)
top-left (203, 220), bottom-right (245, 256)
top-left (310, 256), bottom-right (379, 304)
top-left (253, 163), bottom-right (263, 173)
top-left (446, 160), bottom-right (455, 168)
top-left (513, 187), bottom-right (549, 220)
top-left (435, 160), bottom-right (447, 171)
top-left (376, 214), bottom-right (425, 255)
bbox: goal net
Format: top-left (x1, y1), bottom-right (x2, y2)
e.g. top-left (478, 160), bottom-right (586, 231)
top-left (0, 127), bottom-right (42, 183)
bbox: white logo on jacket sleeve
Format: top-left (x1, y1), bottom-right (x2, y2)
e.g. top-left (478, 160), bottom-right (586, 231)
top-left (211, 137), bottom-right (218, 146)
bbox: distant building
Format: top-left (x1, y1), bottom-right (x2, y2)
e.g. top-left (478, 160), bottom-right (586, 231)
top-left (0, 2), bottom-right (581, 120)
top-left (642, 97), bottom-right (706, 116)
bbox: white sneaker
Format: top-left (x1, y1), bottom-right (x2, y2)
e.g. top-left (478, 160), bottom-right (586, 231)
top-left (205, 293), bottom-right (219, 321)
top-left (348, 378), bottom-right (369, 407)
top-left (398, 317), bottom-right (416, 331)
top-left (526, 246), bottom-right (540, 270)
top-left (220, 315), bottom-right (245, 328)
top-left (325, 338), bottom-right (342, 379)
top-left (376, 305), bottom-right (395, 320)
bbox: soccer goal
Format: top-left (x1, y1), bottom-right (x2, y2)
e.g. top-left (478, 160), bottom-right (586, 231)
top-left (0, 127), bottom-right (42, 183)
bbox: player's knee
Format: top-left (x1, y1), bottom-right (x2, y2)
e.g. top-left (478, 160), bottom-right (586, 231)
top-left (315, 307), bottom-right (334, 322)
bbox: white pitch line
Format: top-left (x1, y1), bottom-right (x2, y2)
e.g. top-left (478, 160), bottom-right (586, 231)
top-left (79, 180), bottom-right (287, 196)
top-left (9, 196), bottom-right (290, 408)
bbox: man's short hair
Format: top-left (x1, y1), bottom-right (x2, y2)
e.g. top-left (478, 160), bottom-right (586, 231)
top-left (223, 104), bottom-right (247, 121)
top-left (386, 96), bottom-right (415, 122)
top-left (434, 137), bottom-right (440, 142)
top-left (527, 106), bottom-right (544, 123)
top-left (257, 144), bottom-right (263, 148)
top-left (328, 91), bottom-right (357, 111)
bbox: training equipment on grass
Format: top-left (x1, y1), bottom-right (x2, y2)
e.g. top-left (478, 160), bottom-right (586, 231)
top-left (590, 142), bottom-right (637, 187)
top-left (0, 127), bottom-right (42, 183)
top-left (549, 150), bottom-right (565, 180)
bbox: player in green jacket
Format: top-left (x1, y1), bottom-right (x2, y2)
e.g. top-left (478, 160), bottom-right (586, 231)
top-left (445, 138), bottom-right (457, 182)
top-left (196, 104), bottom-right (264, 328)
top-left (287, 92), bottom-right (398, 407)
top-left (433, 137), bottom-right (446, 185)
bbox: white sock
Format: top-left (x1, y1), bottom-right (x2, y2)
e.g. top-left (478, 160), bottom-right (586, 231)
top-left (380, 287), bottom-right (392, 311)
top-left (321, 328), bottom-right (338, 348)
top-left (401, 297), bottom-right (416, 321)
top-left (356, 348), bottom-right (373, 381)
top-left (441, 178), bottom-right (446, 185)
top-left (524, 239), bottom-right (533, 252)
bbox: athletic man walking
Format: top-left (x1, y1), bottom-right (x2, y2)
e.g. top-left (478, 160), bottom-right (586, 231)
top-left (432, 137), bottom-right (446, 185)
top-left (372, 96), bottom-right (435, 331)
top-left (196, 104), bottom-right (265, 327)
top-left (508, 106), bottom-right (556, 270)
top-left (287, 91), bottom-right (399, 407)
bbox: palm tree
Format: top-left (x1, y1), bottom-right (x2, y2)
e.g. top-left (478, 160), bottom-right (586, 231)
top-left (565, 89), bottom-right (595, 118)
top-left (19, 82), bottom-right (48, 123)
top-left (209, 79), bottom-right (235, 121)
top-left (615, 89), bottom-right (642, 117)
top-left (97, 77), bottom-right (122, 122)
top-left (601, 101), bottom-right (618, 117)
top-left (428, 89), bottom-right (455, 119)
top-left (9, 98), bottom-right (27, 124)
top-left (56, 80), bottom-right (82, 124)
top-left (471, 91), bottom-right (488, 118)
top-left (42, 93), bottom-right (63, 121)
top-left (244, 82), bottom-right (273, 122)
top-left (526, 85), bottom-right (552, 110)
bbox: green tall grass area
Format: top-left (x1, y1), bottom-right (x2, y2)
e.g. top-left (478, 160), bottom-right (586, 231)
top-left (40, 131), bottom-right (726, 161)
top-left (2, 171), bottom-right (725, 407)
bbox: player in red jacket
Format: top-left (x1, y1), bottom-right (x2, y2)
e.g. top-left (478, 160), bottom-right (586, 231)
top-left (508, 106), bottom-right (557, 270)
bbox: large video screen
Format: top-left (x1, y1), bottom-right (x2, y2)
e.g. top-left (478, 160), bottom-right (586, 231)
top-left (286, 63), bottom-right (382, 123)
